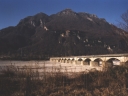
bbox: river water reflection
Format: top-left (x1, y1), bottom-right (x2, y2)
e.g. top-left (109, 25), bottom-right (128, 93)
top-left (0, 60), bottom-right (50, 66)
top-left (0, 60), bottom-right (102, 72)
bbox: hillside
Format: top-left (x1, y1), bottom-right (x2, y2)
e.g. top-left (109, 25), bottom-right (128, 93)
top-left (0, 9), bottom-right (128, 59)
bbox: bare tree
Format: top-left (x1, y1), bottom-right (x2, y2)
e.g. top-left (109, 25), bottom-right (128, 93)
top-left (120, 10), bottom-right (128, 32)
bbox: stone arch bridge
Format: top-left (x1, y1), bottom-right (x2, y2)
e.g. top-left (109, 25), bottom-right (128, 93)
top-left (50, 54), bottom-right (128, 67)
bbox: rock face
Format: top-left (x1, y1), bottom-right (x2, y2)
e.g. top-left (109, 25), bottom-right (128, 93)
top-left (0, 9), bottom-right (128, 59)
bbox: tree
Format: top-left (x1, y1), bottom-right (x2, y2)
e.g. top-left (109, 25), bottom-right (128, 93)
top-left (120, 10), bottom-right (128, 32)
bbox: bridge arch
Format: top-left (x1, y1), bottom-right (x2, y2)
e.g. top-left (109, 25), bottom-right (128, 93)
top-left (78, 58), bottom-right (83, 61)
top-left (103, 58), bottom-right (120, 67)
top-left (61, 58), bottom-right (66, 63)
top-left (106, 57), bottom-right (121, 62)
top-left (106, 58), bottom-right (120, 65)
top-left (83, 58), bottom-right (91, 65)
top-left (125, 60), bottom-right (128, 65)
top-left (68, 58), bottom-right (75, 64)
top-left (58, 58), bottom-right (61, 62)
top-left (94, 58), bottom-right (103, 66)
top-left (74, 58), bottom-right (82, 65)
top-left (65, 58), bottom-right (70, 63)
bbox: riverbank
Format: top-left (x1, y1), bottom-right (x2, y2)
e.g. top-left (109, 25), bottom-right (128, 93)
top-left (0, 64), bottom-right (128, 96)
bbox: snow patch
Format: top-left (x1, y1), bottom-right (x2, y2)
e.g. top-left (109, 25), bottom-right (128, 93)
top-left (61, 33), bottom-right (64, 37)
top-left (44, 26), bottom-right (48, 31)
top-left (98, 40), bottom-right (101, 43)
top-left (87, 17), bottom-right (93, 22)
top-left (86, 39), bottom-right (88, 42)
top-left (30, 21), bottom-right (35, 27)
top-left (40, 19), bottom-right (42, 24)
top-left (107, 46), bottom-right (113, 52)
top-left (77, 35), bottom-right (81, 40)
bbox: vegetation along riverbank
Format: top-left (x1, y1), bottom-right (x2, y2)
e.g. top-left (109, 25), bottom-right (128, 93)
top-left (0, 64), bottom-right (128, 96)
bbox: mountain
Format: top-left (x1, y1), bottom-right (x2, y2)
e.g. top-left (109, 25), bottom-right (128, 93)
top-left (0, 9), bottom-right (128, 60)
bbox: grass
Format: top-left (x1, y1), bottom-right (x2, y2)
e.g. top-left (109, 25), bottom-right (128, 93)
top-left (0, 64), bottom-right (128, 96)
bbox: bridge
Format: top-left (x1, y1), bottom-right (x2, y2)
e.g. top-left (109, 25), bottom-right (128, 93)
top-left (50, 53), bottom-right (128, 68)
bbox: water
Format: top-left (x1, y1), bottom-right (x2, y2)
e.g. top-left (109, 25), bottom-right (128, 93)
top-left (0, 60), bottom-right (50, 66)
top-left (0, 60), bottom-right (102, 73)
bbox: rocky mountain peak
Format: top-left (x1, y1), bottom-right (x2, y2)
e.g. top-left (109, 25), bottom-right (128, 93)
top-left (57, 8), bottom-right (77, 16)
top-left (0, 9), bottom-right (128, 59)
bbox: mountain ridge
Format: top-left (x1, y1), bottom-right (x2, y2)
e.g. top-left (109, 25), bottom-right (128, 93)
top-left (0, 9), bottom-right (128, 60)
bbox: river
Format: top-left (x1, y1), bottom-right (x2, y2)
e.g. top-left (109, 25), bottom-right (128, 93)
top-left (0, 60), bottom-right (102, 73)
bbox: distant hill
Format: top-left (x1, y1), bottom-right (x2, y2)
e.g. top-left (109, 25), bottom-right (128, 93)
top-left (0, 9), bottom-right (128, 60)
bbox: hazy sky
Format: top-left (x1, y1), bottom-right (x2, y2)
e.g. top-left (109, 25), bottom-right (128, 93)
top-left (0, 0), bottom-right (128, 29)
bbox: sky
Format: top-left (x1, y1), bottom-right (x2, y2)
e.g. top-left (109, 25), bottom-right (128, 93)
top-left (0, 0), bottom-right (128, 30)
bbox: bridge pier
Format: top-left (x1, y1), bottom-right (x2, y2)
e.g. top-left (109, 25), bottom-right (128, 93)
top-left (56, 59), bottom-right (59, 62)
top-left (58, 59), bottom-right (59, 62)
top-left (64, 60), bottom-right (67, 63)
top-left (82, 61), bottom-right (89, 65)
top-left (80, 61), bottom-right (84, 65)
top-left (67, 60), bottom-right (70, 63)
top-left (102, 61), bottom-right (113, 68)
top-left (52, 59), bottom-right (55, 62)
top-left (90, 61), bottom-right (99, 67)
top-left (59, 59), bottom-right (62, 63)
top-left (50, 58), bottom-right (53, 62)
top-left (120, 62), bottom-right (125, 66)
top-left (76, 61), bottom-right (81, 65)
top-left (68, 60), bottom-right (72, 64)
top-left (61, 59), bottom-right (65, 63)
top-left (72, 60), bottom-right (77, 65)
